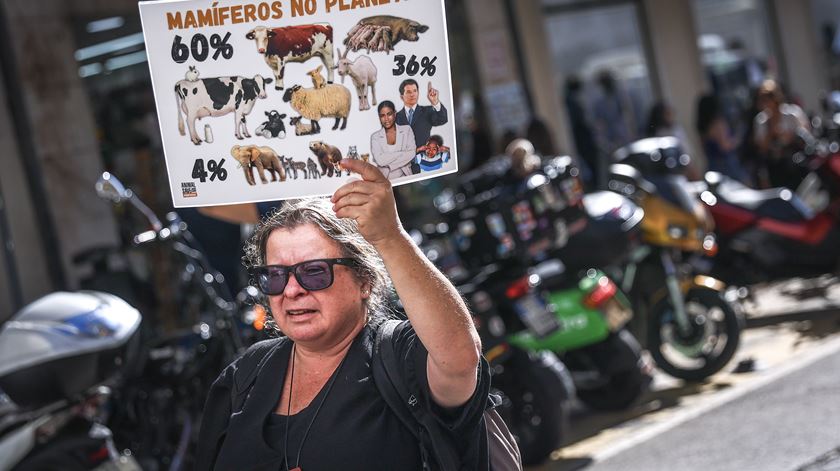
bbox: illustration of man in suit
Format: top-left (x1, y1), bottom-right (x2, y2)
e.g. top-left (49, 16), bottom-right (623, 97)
top-left (396, 79), bottom-right (448, 173)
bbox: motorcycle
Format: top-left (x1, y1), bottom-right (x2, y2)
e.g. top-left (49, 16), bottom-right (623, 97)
top-left (598, 137), bottom-right (743, 381)
top-left (94, 172), bottom-right (261, 470)
top-left (431, 154), bottom-right (649, 410)
top-left (495, 259), bottom-right (648, 411)
top-left (695, 135), bottom-right (840, 287)
top-left (453, 261), bottom-right (575, 467)
top-left (0, 291), bottom-right (142, 471)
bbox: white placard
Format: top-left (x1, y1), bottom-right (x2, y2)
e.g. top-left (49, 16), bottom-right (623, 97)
top-left (138, 0), bottom-right (457, 207)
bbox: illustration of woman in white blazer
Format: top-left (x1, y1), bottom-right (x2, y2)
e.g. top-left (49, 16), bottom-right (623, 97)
top-left (370, 100), bottom-right (418, 179)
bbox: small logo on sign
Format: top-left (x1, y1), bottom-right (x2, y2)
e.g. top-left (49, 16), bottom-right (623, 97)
top-left (181, 182), bottom-right (197, 198)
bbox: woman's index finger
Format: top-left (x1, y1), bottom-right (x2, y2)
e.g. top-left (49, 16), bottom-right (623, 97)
top-left (339, 158), bottom-right (388, 183)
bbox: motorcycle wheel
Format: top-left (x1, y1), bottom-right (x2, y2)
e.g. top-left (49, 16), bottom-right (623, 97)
top-left (492, 349), bottom-right (571, 466)
top-left (648, 287), bottom-right (742, 381)
top-left (576, 330), bottom-right (647, 411)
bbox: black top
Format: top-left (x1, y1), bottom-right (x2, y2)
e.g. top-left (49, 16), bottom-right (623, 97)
top-left (196, 321), bottom-right (489, 470)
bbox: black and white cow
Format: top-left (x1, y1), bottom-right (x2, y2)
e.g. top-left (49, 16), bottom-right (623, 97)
top-left (174, 74), bottom-right (273, 145)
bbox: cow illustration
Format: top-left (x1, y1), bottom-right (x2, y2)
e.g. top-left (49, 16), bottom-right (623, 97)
top-left (174, 75), bottom-right (273, 145)
top-left (246, 24), bottom-right (335, 90)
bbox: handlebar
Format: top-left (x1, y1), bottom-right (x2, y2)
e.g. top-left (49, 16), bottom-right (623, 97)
top-left (96, 173), bottom-right (237, 319)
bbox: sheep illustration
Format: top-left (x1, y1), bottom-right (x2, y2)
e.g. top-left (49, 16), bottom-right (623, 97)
top-left (282, 83), bottom-right (351, 131)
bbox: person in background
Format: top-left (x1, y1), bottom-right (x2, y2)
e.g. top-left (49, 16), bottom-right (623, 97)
top-left (466, 92), bottom-right (494, 171)
top-left (564, 75), bottom-right (599, 188)
top-left (526, 117), bottom-right (558, 157)
top-left (647, 101), bottom-right (701, 179)
top-left (593, 70), bottom-right (636, 154)
top-left (696, 94), bottom-right (750, 184)
top-left (752, 79), bottom-right (812, 188)
top-left (498, 129), bottom-right (520, 156)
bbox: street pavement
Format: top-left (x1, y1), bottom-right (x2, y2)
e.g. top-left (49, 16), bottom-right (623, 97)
top-left (589, 335), bottom-right (840, 471)
top-left (530, 277), bottom-right (840, 471)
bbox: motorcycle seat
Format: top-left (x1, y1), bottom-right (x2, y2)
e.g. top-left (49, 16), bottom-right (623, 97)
top-left (714, 176), bottom-right (814, 222)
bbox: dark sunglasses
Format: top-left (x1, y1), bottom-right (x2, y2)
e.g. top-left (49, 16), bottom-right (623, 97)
top-left (250, 258), bottom-right (357, 295)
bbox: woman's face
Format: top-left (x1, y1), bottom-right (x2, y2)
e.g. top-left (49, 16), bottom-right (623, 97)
top-left (379, 106), bottom-right (396, 130)
top-left (265, 224), bottom-right (368, 348)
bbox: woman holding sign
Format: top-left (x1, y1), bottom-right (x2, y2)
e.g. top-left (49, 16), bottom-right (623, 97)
top-left (370, 100), bottom-right (418, 179)
top-left (196, 158), bottom-right (491, 470)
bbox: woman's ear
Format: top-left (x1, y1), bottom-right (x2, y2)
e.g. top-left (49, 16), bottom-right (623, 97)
top-left (360, 282), bottom-right (371, 300)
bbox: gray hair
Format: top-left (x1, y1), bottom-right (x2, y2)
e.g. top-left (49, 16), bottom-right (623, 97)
top-left (243, 198), bottom-right (395, 334)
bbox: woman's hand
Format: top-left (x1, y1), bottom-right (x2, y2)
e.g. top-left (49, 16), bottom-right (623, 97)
top-left (331, 159), bottom-right (403, 248)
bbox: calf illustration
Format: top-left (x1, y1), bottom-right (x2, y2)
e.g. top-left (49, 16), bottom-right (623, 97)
top-left (246, 24), bottom-right (335, 90)
top-left (282, 156), bottom-right (308, 179)
top-left (255, 110), bottom-right (287, 139)
top-left (306, 158), bottom-right (321, 179)
top-left (174, 75), bottom-right (272, 144)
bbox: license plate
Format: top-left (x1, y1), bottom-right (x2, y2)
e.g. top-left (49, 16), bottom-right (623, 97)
top-left (602, 297), bottom-right (632, 331)
top-left (514, 294), bottom-right (561, 338)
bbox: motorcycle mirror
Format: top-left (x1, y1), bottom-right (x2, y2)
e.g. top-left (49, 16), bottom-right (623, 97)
top-left (96, 172), bottom-right (131, 203)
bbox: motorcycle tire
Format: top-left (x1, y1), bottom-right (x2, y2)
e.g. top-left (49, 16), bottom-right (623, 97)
top-left (491, 349), bottom-right (571, 466)
top-left (648, 287), bottom-right (743, 382)
top-left (576, 330), bottom-right (647, 411)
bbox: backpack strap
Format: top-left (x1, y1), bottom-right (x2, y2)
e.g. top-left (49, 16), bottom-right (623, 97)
top-left (230, 337), bottom-right (287, 410)
top-left (372, 320), bottom-right (461, 471)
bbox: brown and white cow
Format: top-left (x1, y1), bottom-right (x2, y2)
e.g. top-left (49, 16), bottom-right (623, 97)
top-left (174, 74), bottom-right (272, 145)
top-left (245, 24), bottom-right (335, 90)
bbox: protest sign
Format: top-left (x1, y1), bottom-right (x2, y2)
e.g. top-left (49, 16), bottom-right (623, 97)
top-left (138, 0), bottom-right (457, 207)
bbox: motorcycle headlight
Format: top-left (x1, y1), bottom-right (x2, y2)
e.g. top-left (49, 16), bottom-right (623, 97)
top-left (667, 224), bottom-right (688, 239)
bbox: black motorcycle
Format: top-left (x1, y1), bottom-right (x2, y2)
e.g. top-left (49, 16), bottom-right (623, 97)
top-left (94, 173), bottom-right (260, 470)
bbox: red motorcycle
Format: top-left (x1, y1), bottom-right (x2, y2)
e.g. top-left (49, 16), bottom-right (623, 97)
top-left (694, 139), bottom-right (840, 286)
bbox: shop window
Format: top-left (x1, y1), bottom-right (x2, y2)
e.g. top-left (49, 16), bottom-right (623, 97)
top-left (691, 0), bottom-right (779, 129)
top-left (811, 0), bottom-right (840, 94)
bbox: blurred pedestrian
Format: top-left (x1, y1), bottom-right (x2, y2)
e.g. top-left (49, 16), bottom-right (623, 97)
top-left (466, 92), bottom-right (494, 171)
top-left (593, 70), bottom-right (636, 154)
top-left (696, 94), bottom-right (750, 184)
top-left (526, 117), bottom-right (558, 157)
top-left (564, 75), bottom-right (599, 188)
top-left (752, 80), bottom-right (812, 188)
top-left (499, 129), bottom-right (520, 155)
top-left (647, 101), bottom-right (697, 160)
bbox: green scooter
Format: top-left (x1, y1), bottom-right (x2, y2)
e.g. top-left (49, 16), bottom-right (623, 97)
top-left (492, 259), bottom-right (651, 411)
